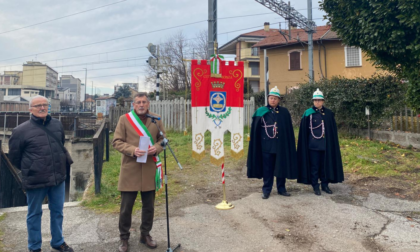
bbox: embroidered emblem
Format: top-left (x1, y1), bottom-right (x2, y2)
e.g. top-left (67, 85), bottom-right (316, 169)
top-left (212, 139), bottom-right (223, 156)
top-left (232, 133), bottom-right (242, 150)
top-left (194, 133), bottom-right (204, 150)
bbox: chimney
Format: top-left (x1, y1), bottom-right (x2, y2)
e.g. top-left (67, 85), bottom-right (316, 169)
top-left (264, 22), bottom-right (270, 32)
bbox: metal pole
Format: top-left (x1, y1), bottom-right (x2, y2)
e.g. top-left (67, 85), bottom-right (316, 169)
top-left (208, 0), bottom-right (217, 58)
top-left (264, 49), bottom-right (268, 106)
top-left (91, 81), bottom-right (94, 113)
top-left (288, 1), bottom-right (291, 40)
top-left (308, 0), bottom-right (314, 82)
top-left (84, 68), bottom-right (87, 111)
top-left (156, 73), bottom-right (160, 101)
top-left (156, 45), bottom-right (160, 101)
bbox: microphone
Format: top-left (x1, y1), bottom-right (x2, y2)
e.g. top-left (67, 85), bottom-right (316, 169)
top-left (146, 114), bottom-right (161, 121)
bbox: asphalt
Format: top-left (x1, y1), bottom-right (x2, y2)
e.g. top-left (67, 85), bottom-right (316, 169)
top-left (1, 183), bottom-right (420, 252)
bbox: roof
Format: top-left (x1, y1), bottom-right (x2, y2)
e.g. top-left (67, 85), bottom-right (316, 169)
top-left (219, 28), bottom-right (278, 54)
top-left (85, 97), bottom-right (95, 102)
top-left (96, 96), bottom-right (116, 100)
top-left (57, 87), bottom-right (70, 92)
top-left (253, 25), bottom-right (338, 49)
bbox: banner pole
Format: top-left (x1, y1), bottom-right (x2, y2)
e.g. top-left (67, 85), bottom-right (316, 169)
top-left (216, 163), bottom-right (234, 210)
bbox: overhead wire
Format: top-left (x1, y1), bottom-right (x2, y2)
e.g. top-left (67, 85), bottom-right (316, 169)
top-left (0, 0), bottom-right (128, 35)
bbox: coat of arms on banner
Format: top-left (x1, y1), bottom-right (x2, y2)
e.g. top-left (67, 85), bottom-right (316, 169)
top-left (191, 55), bottom-right (244, 165)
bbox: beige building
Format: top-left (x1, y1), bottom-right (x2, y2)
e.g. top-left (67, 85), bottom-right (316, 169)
top-left (219, 22), bottom-right (277, 93)
top-left (254, 25), bottom-right (383, 94)
top-left (0, 61), bottom-right (58, 99)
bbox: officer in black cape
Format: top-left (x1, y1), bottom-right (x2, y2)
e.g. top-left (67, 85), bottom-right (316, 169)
top-left (297, 88), bottom-right (344, 195)
top-left (247, 86), bottom-right (297, 199)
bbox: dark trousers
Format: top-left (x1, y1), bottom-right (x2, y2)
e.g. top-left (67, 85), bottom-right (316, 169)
top-left (309, 150), bottom-right (328, 189)
top-left (262, 152), bottom-right (286, 195)
top-left (119, 190), bottom-right (155, 240)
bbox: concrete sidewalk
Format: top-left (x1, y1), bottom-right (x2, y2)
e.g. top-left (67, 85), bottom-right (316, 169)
top-left (1, 183), bottom-right (419, 252)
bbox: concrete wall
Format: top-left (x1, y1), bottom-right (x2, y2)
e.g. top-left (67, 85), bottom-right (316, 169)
top-left (65, 138), bottom-right (93, 201)
top-left (349, 129), bottom-right (420, 149)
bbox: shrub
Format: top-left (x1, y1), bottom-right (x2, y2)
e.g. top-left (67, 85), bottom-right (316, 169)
top-left (283, 75), bottom-right (407, 129)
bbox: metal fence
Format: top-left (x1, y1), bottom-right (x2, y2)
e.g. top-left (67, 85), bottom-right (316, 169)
top-left (109, 98), bottom-right (256, 131)
top-left (93, 119), bottom-right (109, 194)
top-left (0, 112), bottom-right (101, 138)
top-left (0, 140), bottom-right (27, 208)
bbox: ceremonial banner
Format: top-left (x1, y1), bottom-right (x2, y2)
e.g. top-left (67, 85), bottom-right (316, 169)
top-left (191, 58), bottom-right (244, 165)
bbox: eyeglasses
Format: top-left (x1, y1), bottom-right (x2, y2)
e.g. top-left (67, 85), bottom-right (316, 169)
top-left (313, 100), bottom-right (324, 102)
top-left (31, 104), bottom-right (49, 108)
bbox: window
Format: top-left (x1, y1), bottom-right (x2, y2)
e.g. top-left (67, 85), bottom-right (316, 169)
top-left (249, 62), bottom-right (260, 76)
top-left (24, 91), bottom-right (30, 94)
top-left (251, 47), bottom-right (259, 56)
top-left (97, 101), bottom-right (101, 106)
top-left (289, 51), bottom-right (302, 70)
top-left (345, 46), bottom-right (362, 67)
top-left (8, 89), bottom-right (21, 96)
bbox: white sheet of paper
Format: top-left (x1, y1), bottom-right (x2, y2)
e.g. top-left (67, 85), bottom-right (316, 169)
top-left (136, 136), bottom-right (150, 163)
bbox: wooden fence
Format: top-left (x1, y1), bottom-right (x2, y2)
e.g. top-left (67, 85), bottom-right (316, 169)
top-left (390, 107), bottom-right (420, 133)
top-left (109, 98), bottom-right (256, 131)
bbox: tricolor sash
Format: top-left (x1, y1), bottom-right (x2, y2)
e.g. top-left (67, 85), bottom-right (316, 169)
top-left (125, 110), bottom-right (163, 191)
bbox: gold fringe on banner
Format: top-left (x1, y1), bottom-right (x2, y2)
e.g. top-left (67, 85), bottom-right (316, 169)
top-left (210, 156), bottom-right (225, 166)
top-left (230, 149), bottom-right (244, 160)
top-left (192, 150), bottom-right (206, 161)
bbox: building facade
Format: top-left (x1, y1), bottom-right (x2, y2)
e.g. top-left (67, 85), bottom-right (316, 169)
top-left (254, 25), bottom-right (383, 94)
top-left (219, 22), bottom-right (276, 93)
top-left (1, 61), bottom-right (58, 99)
top-left (60, 75), bottom-right (81, 111)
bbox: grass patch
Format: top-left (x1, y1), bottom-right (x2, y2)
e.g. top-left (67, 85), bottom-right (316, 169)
top-left (83, 127), bottom-right (419, 212)
top-left (82, 130), bottom-right (250, 213)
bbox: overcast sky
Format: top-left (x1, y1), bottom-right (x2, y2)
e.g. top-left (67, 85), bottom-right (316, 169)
top-left (0, 0), bottom-right (326, 95)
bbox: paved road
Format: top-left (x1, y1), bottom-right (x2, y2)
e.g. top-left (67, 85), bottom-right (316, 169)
top-left (1, 182), bottom-right (419, 252)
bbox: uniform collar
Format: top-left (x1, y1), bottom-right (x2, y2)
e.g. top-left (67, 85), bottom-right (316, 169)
top-left (312, 105), bottom-right (324, 113)
top-left (267, 104), bottom-right (280, 111)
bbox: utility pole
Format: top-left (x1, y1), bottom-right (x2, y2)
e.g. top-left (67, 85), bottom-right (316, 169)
top-left (91, 81), bottom-right (93, 113)
top-left (83, 68), bottom-right (87, 111)
top-left (307, 0), bottom-right (314, 82)
top-left (208, 0), bottom-right (217, 58)
top-left (254, 0), bottom-right (316, 82)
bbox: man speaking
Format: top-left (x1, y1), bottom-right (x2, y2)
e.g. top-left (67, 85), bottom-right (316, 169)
top-left (112, 93), bottom-right (165, 252)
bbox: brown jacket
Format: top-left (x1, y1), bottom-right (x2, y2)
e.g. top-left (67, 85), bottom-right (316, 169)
top-left (112, 111), bottom-right (165, 192)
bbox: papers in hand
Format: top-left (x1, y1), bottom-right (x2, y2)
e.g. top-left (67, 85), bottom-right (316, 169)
top-left (136, 136), bottom-right (150, 163)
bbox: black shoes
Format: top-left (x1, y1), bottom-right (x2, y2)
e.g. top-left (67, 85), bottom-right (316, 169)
top-left (322, 186), bottom-right (333, 194)
top-left (262, 193), bottom-right (270, 199)
top-left (29, 250), bottom-right (42, 252)
top-left (314, 188), bottom-right (321, 196)
top-left (51, 242), bottom-right (74, 252)
top-left (278, 191), bottom-right (291, 197)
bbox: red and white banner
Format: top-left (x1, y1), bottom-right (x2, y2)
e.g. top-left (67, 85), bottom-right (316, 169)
top-left (191, 59), bottom-right (245, 165)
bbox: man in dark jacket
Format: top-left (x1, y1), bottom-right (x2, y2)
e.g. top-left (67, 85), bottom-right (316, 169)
top-left (247, 86), bottom-right (297, 199)
top-left (297, 89), bottom-right (344, 195)
top-left (8, 95), bottom-right (74, 252)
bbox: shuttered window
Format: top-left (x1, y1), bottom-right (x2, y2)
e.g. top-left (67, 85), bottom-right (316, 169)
top-left (289, 51), bottom-right (301, 70)
top-left (345, 46), bottom-right (362, 67)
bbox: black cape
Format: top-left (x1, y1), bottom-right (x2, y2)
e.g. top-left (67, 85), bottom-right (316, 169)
top-left (247, 106), bottom-right (298, 179)
top-left (297, 107), bottom-right (344, 184)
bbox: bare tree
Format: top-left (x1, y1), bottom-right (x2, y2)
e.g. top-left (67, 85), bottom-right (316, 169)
top-left (145, 31), bottom-right (192, 92)
top-left (144, 29), bottom-right (209, 97)
top-left (193, 29), bottom-right (209, 60)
